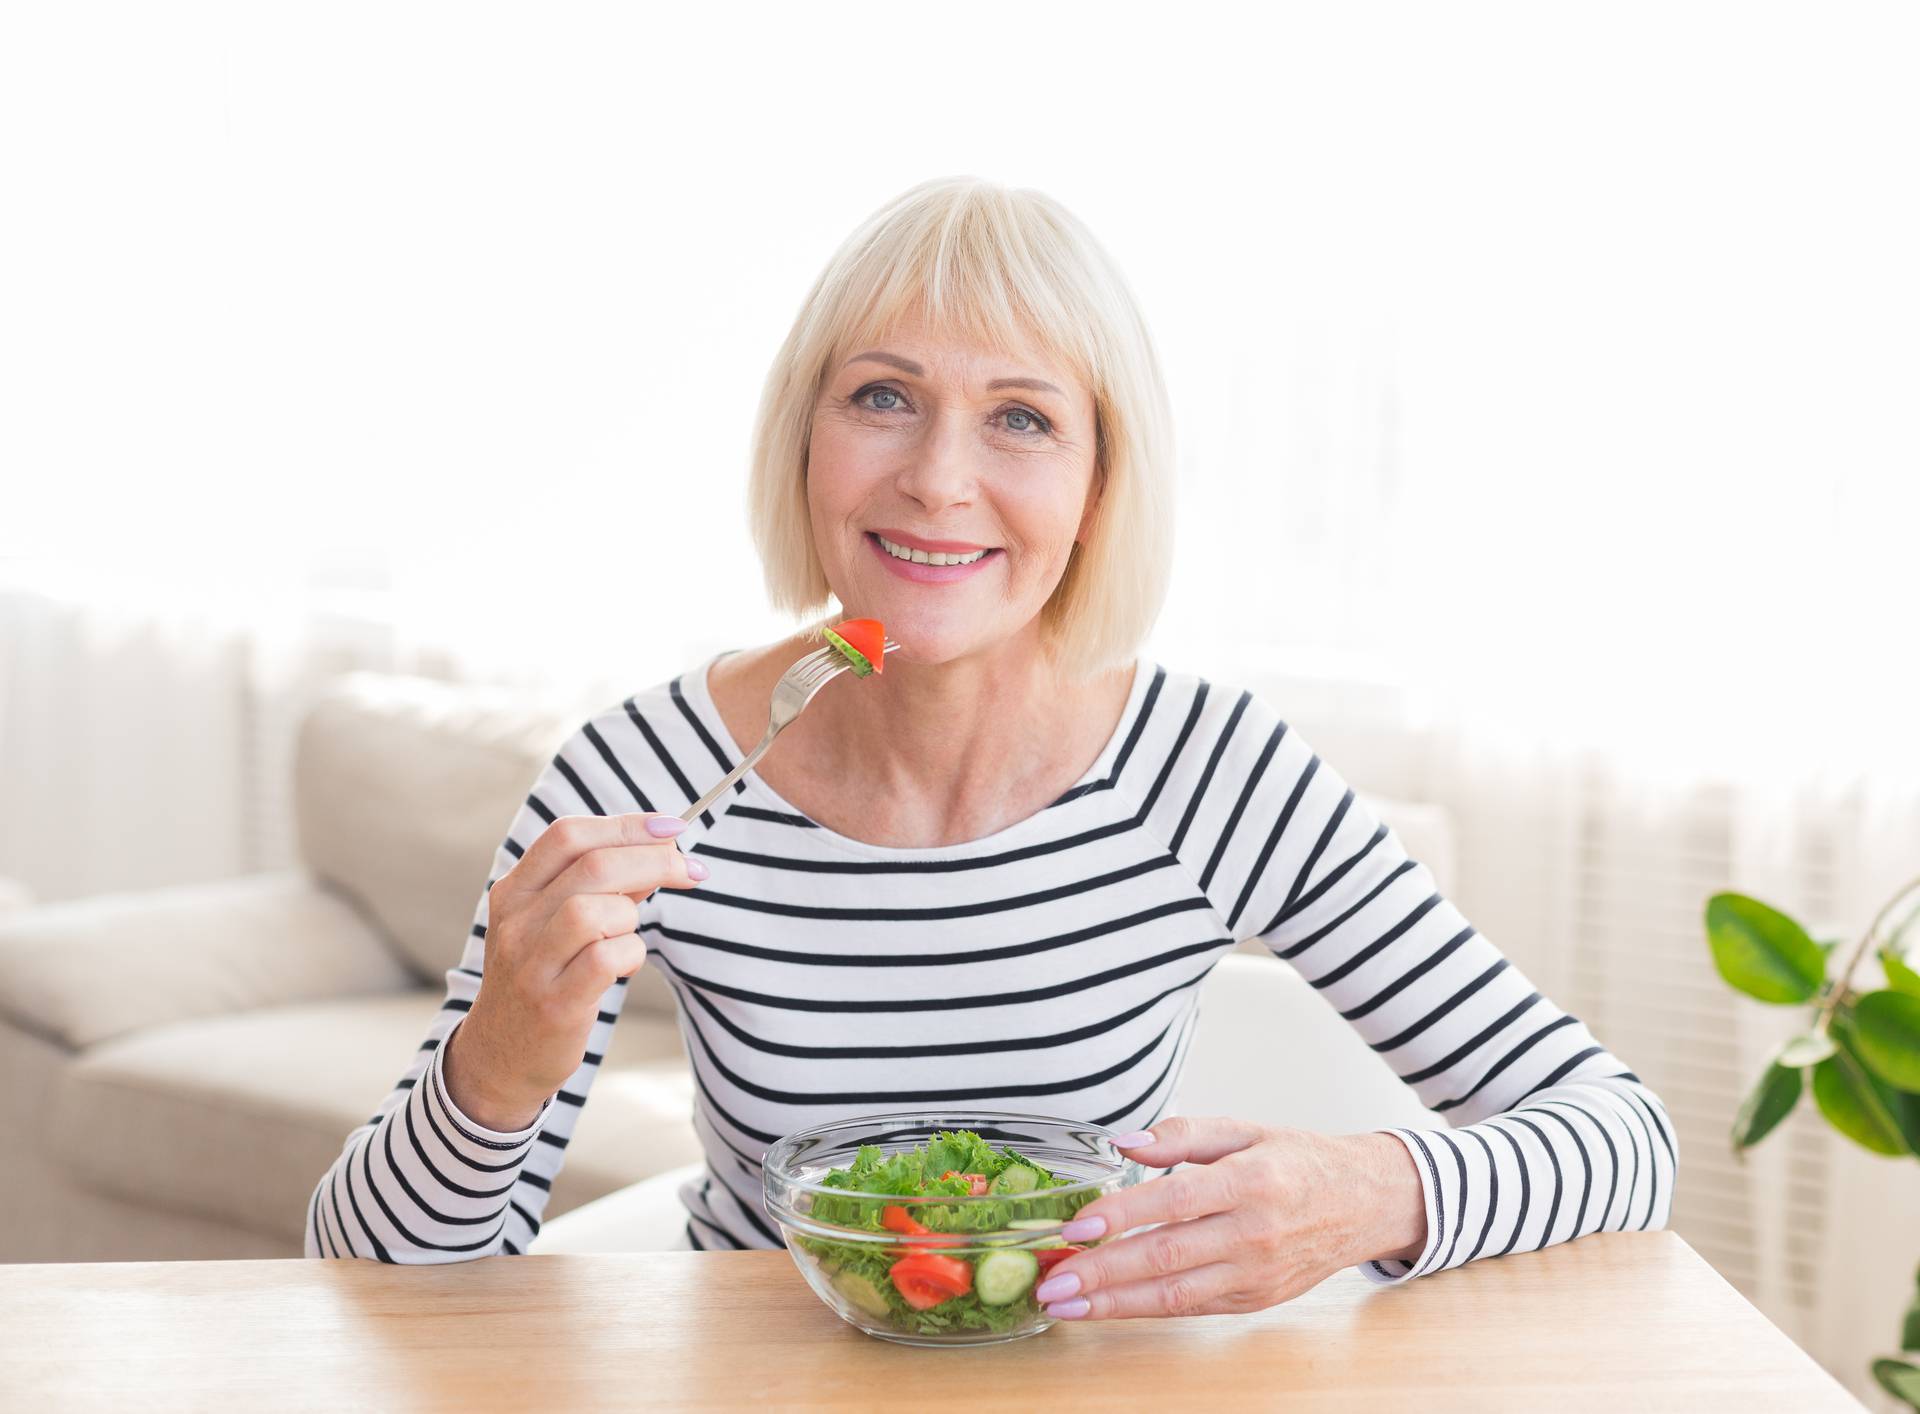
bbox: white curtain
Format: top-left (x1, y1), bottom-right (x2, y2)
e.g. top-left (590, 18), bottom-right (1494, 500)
top-left (4, 2), bottom-right (1917, 1402)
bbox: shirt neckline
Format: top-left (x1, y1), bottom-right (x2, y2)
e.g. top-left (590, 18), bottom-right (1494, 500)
top-left (680, 647), bottom-right (1156, 861)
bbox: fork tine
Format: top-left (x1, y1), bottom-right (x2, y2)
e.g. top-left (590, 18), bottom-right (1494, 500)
top-left (796, 648), bottom-right (844, 687)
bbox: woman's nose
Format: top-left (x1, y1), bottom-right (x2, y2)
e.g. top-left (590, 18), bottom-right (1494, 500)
top-left (893, 412), bottom-right (978, 512)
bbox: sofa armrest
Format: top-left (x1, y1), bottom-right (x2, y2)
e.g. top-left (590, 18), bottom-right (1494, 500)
top-left (0, 870), bottom-right (417, 1051)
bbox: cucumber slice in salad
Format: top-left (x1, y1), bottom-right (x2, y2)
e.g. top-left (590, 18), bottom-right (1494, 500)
top-left (830, 1266), bottom-right (893, 1320)
top-left (975, 1247), bottom-right (1040, 1306)
top-left (987, 1164), bottom-right (1041, 1195)
top-left (998, 1216), bottom-right (1065, 1250)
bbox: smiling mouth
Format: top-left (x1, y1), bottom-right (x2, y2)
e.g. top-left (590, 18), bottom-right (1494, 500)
top-left (868, 532), bottom-right (999, 567)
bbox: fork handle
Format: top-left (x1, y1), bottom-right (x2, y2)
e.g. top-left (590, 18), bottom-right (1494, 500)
top-left (677, 724), bottom-right (780, 823)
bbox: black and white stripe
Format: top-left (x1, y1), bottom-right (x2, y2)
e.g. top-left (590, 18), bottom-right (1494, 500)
top-left (306, 651), bottom-right (1676, 1281)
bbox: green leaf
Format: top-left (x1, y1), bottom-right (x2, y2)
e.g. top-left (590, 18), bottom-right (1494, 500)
top-left (1838, 1016), bottom-right (1920, 1155)
top-left (1873, 1358), bottom-right (1920, 1408)
top-left (1776, 1030), bottom-right (1838, 1068)
top-left (1904, 1266), bottom-right (1920, 1354)
top-left (1885, 947), bottom-right (1920, 1000)
top-left (1705, 893), bottom-right (1826, 1004)
top-left (1813, 1045), bottom-right (1911, 1155)
top-left (1731, 1062), bottom-right (1801, 1150)
top-left (1894, 1090), bottom-right (1920, 1157)
top-left (1852, 990), bottom-right (1920, 1091)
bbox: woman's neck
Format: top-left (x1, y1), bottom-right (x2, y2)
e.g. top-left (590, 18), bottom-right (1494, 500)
top-left (706, 629), bottom-right (1136, 848)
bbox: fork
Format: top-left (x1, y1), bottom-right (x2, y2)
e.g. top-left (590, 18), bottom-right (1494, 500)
top-left (677, 635), bottom-right (902, 822)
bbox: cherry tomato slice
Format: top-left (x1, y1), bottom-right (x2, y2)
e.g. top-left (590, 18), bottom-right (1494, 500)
top-left (833, 618), bottom-right (886, 674)
top-left (1033, 1243), bottom-right (1085, 1272)
top-left (880, 1204), bottom-right (931, 1237)
top-left (889, 1251), bottom-right (973, 1310)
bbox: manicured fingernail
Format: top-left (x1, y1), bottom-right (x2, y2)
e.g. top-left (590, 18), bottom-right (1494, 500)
top-left (1045, 1298), bottom-right (1090, 1319)
top-left (645, 816), bottom-right (688, 838)
top-left (686, 859), bottom-right (710, 881)
top-left (1034, 1271), bottom-right (1080, 1303)
top-left (1060, 1216), bottom-right (1106, 1242)
top-left (1110, 1130), bottom-right (1156, 1147)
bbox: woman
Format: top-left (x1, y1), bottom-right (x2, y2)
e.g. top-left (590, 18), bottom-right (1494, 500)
top-left (307, 177), bottom-right (1676, 1321)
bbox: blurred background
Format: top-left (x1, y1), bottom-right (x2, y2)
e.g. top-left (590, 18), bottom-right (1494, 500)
top-left (3, 1), bottom-right (1917, 1401)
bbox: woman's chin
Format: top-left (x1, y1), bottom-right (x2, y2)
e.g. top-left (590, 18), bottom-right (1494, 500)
top-left (846, 613), bottom-right (1014, 670)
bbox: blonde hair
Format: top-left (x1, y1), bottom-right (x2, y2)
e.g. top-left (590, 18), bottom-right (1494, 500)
top-left (746, 176), bottom-right (1175, 680)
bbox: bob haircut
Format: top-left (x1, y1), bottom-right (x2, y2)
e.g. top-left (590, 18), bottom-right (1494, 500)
top-left (746, 175), bottom-right (1175, 681)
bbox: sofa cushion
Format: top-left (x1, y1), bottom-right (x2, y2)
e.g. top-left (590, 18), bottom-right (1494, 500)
top-left (0, 871), bottom-right (417, 1050)
top-left (50, 989), bottom-right (702, 1245)
top-left (1177, 951), bottom-right (1444, 1133)
top-left (294, 673), bottom-right (581, 987)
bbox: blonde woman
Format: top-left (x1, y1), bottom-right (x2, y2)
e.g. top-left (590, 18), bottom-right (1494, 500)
top-left (307, 177), bottom-right (1676, 1322)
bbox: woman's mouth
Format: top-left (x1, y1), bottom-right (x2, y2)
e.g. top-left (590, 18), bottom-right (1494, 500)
top-left (865, 531), bottom-right (1001, 584)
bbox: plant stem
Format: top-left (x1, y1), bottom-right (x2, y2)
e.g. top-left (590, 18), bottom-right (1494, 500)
top-left (1816, 872), bottom-right (1920, 1036)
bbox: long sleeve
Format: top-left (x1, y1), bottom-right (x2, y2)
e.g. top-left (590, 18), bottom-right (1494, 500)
top-left (1146, 682), bottom-right (1678, 1284)
top-left (305, 718), bottom-right (645, 1262)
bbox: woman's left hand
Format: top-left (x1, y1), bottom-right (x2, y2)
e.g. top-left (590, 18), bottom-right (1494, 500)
top-left (1031, 1115), bottom-right (1430, 1320)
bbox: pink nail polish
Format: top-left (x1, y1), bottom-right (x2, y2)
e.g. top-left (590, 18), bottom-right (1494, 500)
top-left (1110, 1129), bottom-right (1156, 1147)
top-left (1060, 1215), bottom-right (1106, 1242)
top-left (645, 816), bottom-right (688, 838)
top-left (1034, 1271), bottom-right (1080, 1303)
top-left (1046, 1298), bottom-right (1090, 1320)
top-left (686, 858), bottom-right (710, 881)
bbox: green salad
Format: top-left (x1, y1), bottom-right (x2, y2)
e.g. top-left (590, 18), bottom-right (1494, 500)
top-left (794, 1129), bottom-right (1098, 1337)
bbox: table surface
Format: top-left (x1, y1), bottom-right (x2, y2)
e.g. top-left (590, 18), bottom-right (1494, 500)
top-left (0, 1231), bottom-right (1861, 1411)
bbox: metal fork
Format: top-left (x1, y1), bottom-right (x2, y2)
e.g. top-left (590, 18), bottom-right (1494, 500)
top-left (677, 636), bottom-right (901, 822)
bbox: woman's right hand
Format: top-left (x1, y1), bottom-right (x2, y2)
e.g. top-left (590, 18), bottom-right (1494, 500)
top-left (441, 812), bottom-right (707, 1132)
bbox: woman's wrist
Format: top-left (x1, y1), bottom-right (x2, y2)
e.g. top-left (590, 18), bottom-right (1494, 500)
top-left (1335, 1131), bottom-right (1429, 1267)
top-left (441, 1020), bottom-right (547, 1134)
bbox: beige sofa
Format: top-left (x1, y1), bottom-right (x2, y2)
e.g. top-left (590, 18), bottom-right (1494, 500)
top-left (0, 672), bottom-right (704, 1264)
top-left (0, 670), bottom-right (1456, 1265)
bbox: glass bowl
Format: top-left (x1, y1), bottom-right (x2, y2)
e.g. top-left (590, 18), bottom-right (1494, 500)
top-left (762, 1109), bottom-right (1145, 1347)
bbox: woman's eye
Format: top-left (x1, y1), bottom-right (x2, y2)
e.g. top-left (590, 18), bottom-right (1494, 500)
top-left (854, 384), bottom-right (1048, 435)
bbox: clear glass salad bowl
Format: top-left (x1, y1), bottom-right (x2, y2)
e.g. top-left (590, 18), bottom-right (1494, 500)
top-left (762, 1110), bottom-right (1146, 1347)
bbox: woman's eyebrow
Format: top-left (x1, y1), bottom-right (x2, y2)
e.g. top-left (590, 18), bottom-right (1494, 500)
top-left (845, 350), bottom-right (1065, 399)
top-left (985, 376), bottom-right (1066, 398)
top-left (846, 350), bottom-right (924, 375)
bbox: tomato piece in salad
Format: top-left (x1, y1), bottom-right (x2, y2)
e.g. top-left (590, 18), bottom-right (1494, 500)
top-left (940, 1169), bottom-right (991, 1196)
top-left (880, 1204), bottom-right (930, 1237)
top-left (1033, 1243), bottom-right (1085, 1272)
top-left (888, 1251), bottom-right (973, 1310)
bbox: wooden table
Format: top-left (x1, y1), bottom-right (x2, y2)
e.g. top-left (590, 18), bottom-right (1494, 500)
top-left (0, 1232), bottom-right (1859, 1411)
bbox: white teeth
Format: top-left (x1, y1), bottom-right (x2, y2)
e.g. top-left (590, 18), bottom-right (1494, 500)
top-left (876, 535), bottom-right (989, 566)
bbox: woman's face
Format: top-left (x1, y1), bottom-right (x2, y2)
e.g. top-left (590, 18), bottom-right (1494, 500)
top-left (807, 315), bottom-right (1098, 666)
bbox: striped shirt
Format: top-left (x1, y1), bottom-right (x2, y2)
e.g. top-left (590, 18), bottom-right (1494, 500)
top-left (306, 651), bottom-right (1677, 1282)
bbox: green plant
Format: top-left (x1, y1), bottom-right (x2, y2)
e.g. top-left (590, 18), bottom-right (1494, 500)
top-left (1705, 876), bottom-right (1920, 1407)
